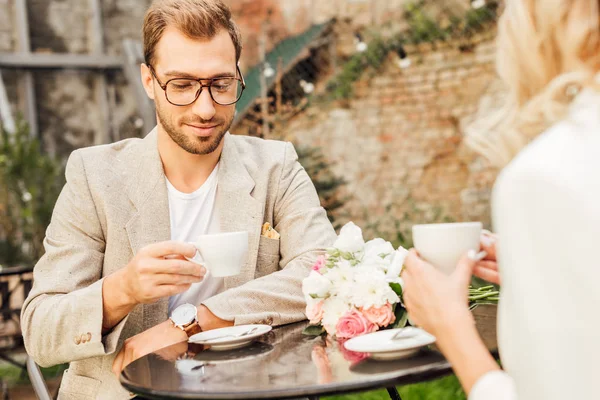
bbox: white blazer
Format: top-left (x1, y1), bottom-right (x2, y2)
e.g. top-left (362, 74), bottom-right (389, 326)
top-left (470, 89), bottom-right (600, 399)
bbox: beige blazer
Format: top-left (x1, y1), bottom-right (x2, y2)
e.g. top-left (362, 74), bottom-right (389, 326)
top-left (21, 130), bottom-right (337, 399)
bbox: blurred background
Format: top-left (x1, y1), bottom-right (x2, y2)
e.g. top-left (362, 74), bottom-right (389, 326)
top-left (0, 0), bottom-right (501, 398)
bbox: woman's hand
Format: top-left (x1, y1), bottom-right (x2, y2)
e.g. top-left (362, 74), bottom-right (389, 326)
top-left (402, 249), bottom-right (482, 337)
top-left (402, 249), bottom-right (501, 394)
top-left (474, 230), bottom-right (500, 285)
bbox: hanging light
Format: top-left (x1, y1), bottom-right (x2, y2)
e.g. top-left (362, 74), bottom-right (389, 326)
top-left (354, 32), bottom-right (368, 53)
top-left (134, 118), bottom-right (144, 129)
top-left (299, 79), bottom-right (315, 94)
top-left (471, 0), bottom-right (486, 9)
top-left (263, 62), bottom-right (275, 78)
top-left (395, 46), bottom-right (411, 69)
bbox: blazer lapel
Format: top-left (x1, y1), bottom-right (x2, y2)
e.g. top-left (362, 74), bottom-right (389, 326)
top-left (216, 133), bottom-right (262, 289)
top-left (123, 129), bottom-right (171, 329)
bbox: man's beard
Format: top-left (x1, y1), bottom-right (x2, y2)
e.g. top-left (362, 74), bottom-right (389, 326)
top-left (156, 105), bottom-right (232, 155)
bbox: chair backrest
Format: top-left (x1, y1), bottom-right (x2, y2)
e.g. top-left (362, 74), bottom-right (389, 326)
top-left (26, 356), bottom-right (52, 400)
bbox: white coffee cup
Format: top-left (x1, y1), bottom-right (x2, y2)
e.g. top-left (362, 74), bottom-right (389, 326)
top-left (187, 231), bottom-right (249, 277)
top-left (412, 222), bottom-right (482, 275)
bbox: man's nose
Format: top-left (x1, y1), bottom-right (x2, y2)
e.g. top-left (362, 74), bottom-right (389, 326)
top-left (191, 88), bottom-right (216, 121)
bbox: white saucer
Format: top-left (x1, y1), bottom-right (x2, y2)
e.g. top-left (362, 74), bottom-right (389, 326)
top-left (189, 324), bottom-right (272, 351)
top-left (343, 327), bottom-right (436, 361)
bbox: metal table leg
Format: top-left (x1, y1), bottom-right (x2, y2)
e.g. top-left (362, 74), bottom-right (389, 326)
top-left (387, 387), bottom-right (403, 400)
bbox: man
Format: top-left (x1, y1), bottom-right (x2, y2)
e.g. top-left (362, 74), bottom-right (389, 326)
top-left (21, 1), bottom-right (336, 398)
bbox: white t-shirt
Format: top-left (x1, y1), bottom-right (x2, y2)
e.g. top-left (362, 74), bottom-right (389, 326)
top-left (167, 164), bottom-right (224, 315)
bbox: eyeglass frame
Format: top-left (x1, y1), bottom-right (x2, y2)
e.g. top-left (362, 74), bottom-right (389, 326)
top-left (147, 64), bottom-right (246, 106)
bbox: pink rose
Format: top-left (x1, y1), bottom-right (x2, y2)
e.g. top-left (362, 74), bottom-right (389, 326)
top-left (306, 300), bottom-right (325, 324)
top-left (337, 338), bottom-right (370, 365)
top-left (312, 255), bottom-right (326, 273)
top-left (361, 303), bottom-right (396, 327)
top-left (335, 309), bottom-right (378, 339)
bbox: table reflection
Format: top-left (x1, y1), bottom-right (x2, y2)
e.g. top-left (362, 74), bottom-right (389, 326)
top-left (121, 305), bottom-right (498, 399)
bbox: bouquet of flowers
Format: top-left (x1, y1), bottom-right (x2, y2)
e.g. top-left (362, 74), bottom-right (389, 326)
top-left (302, 222), bottom-right (500, 339)
top-left (302, 222), bottom-right (409, 339)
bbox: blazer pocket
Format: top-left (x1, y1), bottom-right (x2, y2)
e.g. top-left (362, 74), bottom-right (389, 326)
top-left (256, 236), bottom-right (280, 279)
top-left (58, 369), bottom-right (101, 400)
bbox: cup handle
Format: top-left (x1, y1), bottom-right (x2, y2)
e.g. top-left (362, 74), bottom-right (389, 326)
top-left (185, 246), bottom-right (205, 266)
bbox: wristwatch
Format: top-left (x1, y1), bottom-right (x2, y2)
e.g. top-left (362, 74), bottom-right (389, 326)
top-left (169, 303), bottom-right (203, 337)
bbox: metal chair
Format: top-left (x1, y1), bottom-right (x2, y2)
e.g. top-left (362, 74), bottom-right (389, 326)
top-left (26, 356), bottom-right (52, 400)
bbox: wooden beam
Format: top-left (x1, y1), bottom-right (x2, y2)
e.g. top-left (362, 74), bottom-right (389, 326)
top-left (15, 0), bottom-right (30, 51)
top-left (0, 71), bottom-right (16, 133)
top-left (0, 53), bottom-right (123, 69)
top-left (88, 0), bottom-right (111, 145)
top-left (121, 39), bottom-right (156, 134)
top-left (87, 0), bottom-right (105, 54)
top-left (14, 0), bottom-right (38, 137)
top-left (18, 73), bottom-right (38, 136)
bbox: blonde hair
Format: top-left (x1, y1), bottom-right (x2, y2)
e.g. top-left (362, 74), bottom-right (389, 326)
top-left (467, 0), bottom-right (600, 167)
top-left (143, 0), bottom-right (242, 67)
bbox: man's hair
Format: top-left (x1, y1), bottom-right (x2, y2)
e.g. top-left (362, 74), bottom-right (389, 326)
top-left (143, 0), bottom-right (242, 66)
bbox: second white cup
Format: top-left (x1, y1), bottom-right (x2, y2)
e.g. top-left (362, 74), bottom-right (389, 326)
top-left (187, 231), bottom-right (249, 277)
top-left (412, 222), bottom-right (482, 275)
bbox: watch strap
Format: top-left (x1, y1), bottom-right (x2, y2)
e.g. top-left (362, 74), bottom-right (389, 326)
top-left (183, 321), bottom-right (203, 337)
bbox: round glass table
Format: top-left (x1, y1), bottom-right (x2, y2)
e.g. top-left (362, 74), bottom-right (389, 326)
top-left (121, 305), bottom-right (497, 399)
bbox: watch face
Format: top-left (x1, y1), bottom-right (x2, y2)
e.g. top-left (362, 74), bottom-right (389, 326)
top-left (171, 303), bottom-right (197, 326)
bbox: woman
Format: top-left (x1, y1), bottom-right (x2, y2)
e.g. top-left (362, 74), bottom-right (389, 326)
top-left (402, 1), bottom-right (600, 399)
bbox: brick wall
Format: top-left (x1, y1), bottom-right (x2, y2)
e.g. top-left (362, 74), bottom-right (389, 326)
top-left (0, 1), bottom-right (504, 233)
top-left (0, 0), bottom-right (14, 52)
top-left (102, 0), bottom-right (154, 56)
top-left (285, 35), bottom-right (504, 236)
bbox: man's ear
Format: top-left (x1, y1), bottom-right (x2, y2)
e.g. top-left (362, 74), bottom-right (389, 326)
top-left (140, 63), bottom-right (155, 100)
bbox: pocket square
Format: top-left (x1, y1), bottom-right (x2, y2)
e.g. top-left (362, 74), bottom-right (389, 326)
top-left (261, 222), bottom-right (280, 240)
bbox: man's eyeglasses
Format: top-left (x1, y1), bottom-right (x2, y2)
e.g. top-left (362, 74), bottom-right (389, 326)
top-left (148, 65), bottom-right (246, 106)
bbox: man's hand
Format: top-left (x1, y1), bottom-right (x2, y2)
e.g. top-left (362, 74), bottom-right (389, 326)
top-left (102, 241), bottom-right (206, 331)
top-left (112, 320), bottom-right (188, 376)
top-left (120, 241), bottom-right (205, 304)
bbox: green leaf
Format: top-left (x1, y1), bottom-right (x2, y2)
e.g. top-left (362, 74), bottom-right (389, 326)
top-left (341, 252), bottom-right (354, 261)
top-left (470, 301), bottom-right (498, 309)
top-left (327, 248), bottom-right (341, 258)
top-left (302, 325), bottom-right (326, 336)
top-left (389, 282), bottom-right (403, 298)
top-left (392, 305), bottom-right (409, 328)
top-left (309, 293), bottom-right (320, 299)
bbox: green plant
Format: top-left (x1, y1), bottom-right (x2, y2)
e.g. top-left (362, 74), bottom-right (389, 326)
top-left (0, 118), bottom-right (64, 266)
top-left (323, 1), bottom-right (499, 101)
top-left (326, 35), bottom-right (390, 102)
top-left (404, 1), bottom-right (449, 44)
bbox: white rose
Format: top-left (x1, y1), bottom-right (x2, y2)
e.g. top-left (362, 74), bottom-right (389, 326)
top-left (364, 238), bottom-right (395, 259)
top-left (362, 238), bottom-right (395, 271)
top-left (386, 247), bottom-right (409, 279)
top-left (335, 279), bottom-right (359, 304)
top-left (302, 271), bottom-right (332, 299)
top-left (321, 297), bottom-right (351, 336)
top-left (333, 222), bottom-right (365, 254)
top-left (323, 260), bottom-right (355, 284)
top-left (351, 269), bottom-right (400, 309)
